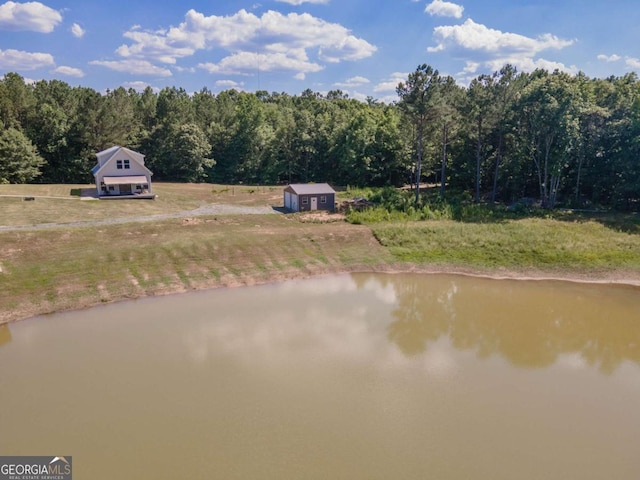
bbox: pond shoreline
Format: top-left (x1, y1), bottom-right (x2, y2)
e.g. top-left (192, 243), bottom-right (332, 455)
top-left (4, 263), bottom-right (640, 325)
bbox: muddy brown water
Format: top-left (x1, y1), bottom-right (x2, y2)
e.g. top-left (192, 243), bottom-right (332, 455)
top-left (1, 273), bottom-right (639, 479)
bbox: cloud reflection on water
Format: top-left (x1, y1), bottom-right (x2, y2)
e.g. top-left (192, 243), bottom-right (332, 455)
top-left (183, 273), bottom-right (640, 378)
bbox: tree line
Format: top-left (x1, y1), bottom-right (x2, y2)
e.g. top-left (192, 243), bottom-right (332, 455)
top-left (0, 64), bottom-right (639, 210)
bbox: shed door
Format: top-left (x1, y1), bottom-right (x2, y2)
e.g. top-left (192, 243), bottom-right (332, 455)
top-left (311, 197), bottom-right (318, 210)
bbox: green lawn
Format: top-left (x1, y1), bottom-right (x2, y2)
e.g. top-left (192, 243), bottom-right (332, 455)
top-left (373, 217), bottom-right (640, 272)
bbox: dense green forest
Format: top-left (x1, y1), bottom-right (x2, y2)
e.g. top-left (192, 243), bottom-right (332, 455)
top-left (1, 64), bottom-right (639, 210)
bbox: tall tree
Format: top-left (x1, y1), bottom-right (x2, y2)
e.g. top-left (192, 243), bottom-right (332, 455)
top-left (0, 127), bottom-right (44, 183)
top-left (517, 71), bottom-right (581, 208)
top-left (467, 74), bottom-right (497, 203)
top-left (397, 64), bottom-right (441, 204)
top-left (490, 65), bottom-right (521, 203)
top-left (433, 75), bottom-right (463, 197)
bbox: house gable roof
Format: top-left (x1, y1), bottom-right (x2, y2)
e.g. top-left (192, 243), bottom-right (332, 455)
top-left (93, 146), bottom-right (152, 178)
top-left (285, 183), bottom-right (335, 195)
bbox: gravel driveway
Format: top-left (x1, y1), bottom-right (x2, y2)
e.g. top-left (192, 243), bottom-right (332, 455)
top-left (0, 203), bottom-right (281, 232)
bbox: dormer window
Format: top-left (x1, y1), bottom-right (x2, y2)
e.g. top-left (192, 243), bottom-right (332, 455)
top-left (116, 159), bottom-right (131, 169)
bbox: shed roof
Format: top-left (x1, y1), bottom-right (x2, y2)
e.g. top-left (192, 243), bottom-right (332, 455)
top-left (285, 183), bottom-right (335, 195)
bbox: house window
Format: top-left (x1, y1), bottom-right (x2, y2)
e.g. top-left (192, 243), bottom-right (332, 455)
top-left (108, 186), bottom-right (115, 191)
top-left (124, 159), bottom-right (130, 169)
top-left (116, 159), bottom-right (130, 169)
top-left (302, 197), bottom-right (308, 204)
top-left (116, 160), bottom-right (123, 169)
top-left (320, 195), bottom-right (327, 204)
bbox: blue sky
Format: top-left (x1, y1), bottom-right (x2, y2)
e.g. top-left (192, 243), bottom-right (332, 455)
top-left (1, 0), bottom-right (639, 102)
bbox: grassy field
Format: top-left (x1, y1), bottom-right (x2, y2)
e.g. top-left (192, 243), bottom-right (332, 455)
top-left (372, 217), bottom-right (640, 272)
top-left (0, 183), bottom-right (283, 226)
top-left (1, 183), bottom-right (639, 323)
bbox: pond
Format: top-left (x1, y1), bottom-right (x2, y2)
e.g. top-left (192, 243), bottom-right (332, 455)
top-left (1, 273), bottom-right (639, 479)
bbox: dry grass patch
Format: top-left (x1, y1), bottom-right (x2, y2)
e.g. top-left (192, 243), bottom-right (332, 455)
top-left (0, 183), bottom-right (284, 227)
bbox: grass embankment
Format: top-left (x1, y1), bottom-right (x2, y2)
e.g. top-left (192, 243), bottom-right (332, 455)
top-left (344, 186), bottom-right (640, 277)
top-left (372, 217), bottom-right (640, 275)
top-left (0, 214), bottom-right (392, 323)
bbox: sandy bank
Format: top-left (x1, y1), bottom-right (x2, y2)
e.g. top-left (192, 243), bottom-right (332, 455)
top-left (3, 263), bottom-right (639, 325)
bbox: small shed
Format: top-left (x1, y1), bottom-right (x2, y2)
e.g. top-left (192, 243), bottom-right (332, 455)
top-left (284, 183), bottom-right (336, 212)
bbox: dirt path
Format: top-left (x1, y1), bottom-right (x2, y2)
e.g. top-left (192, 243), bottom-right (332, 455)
top-left (0, 203), bottom-right (281, 232)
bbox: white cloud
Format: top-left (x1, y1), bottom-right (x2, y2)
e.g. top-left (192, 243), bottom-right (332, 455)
top-left (425, 0), bottom-right (464, 19)
top-left (199, 51), bottom-right (324, 76)
top-left (0, 1), bottom-right (61, 33)
top-left (596, 54), bottom-right (621, 62)
top-left (70, 22), bottom-right (84, 38)
top-left (52, 65), bottom-right (84, 77)
top-left (115, 8), bottom-right (376, 78)
top-left (121, 81), bottom-right (159, 92)
top-left (625, 57), bottom-right (640, 70)
top-left (483, 56), bottom-right (578, 75)
top-left (429, 19), bottom-right (573, 55)
top-left (0, 48), bottom-right (53, 69)
top-left (333, 75), bottom-right (370, 88)
top-left (427, 18), bottom-right (576, 77)
top-left (275, 0), bottom-right (329, 3)
top-left (89, 59), bottom-right (172, 77)
top-left (215, 79), bottom-right (244, 89)
top-left (373, 72), bottom-right (409, 92)
top-left (461, 61), bottom-right (479, 74)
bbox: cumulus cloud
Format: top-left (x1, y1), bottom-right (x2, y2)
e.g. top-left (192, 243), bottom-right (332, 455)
top-left (427, 18), bottom-right (576, 77)
top-left (122, 81), bottom-right (159, 92)
top-left (199, 51), bottom-right (323, 76)
top-left (373, 72), bottom-right (409, 92)
top-left (0, 1), bottom-right (61, 33)
top-left (597, 54), bottom-right (621, 62)
top-left (275, 0), bottom-right (329, 4)
top-left (333, 75), bottom-right (370, 88)
top-left (52, 65), bottom-right (84, 77)
top-left (115, 8), bottom-right (376, 77)
top-left (89, 59), bottom-right (172, 77)
top-left (626, 57), bottom-right (640, 69)
top-left (429, 19), bottom-right (573, 55)
top-left (484, 56), bottom-right (578, 75)
top-left (461, 61), bottom-right (479, 74)
top-left (425, 0), bottom-right (464, 19)
top-left (215, 79), bottom-right (244, 89)
top-left (70, 22), bottom-right (84, 38)
top-left (0, 48), bottom-right (53, 69)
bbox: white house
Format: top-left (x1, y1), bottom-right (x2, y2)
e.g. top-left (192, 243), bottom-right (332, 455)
top-left (92, 146), bottom-right (153, 198)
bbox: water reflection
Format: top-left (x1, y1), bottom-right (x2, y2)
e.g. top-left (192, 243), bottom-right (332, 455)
top-left (0, 324), bottom-right (11, 348)
top-left (2, 274), bottom-right (640, 480)
top-left (385, 274), bottom-right (640, 373)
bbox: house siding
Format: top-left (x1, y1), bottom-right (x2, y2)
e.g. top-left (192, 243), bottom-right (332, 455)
top-left (94, 147), bottom-right (152, 197)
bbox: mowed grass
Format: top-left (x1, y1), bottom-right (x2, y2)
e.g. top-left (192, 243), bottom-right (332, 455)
top-left (373, 217), bottom-right (640, 272)
top-left (0, 183), bottom-right (283, 226)
top-left (0, 214), bottom-right (392, 323)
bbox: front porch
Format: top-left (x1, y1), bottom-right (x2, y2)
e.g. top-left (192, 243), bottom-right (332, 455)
top-left (99, 175), bottom-right (152, 198)
top-left (98, 193), bottom-right (156, 200)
